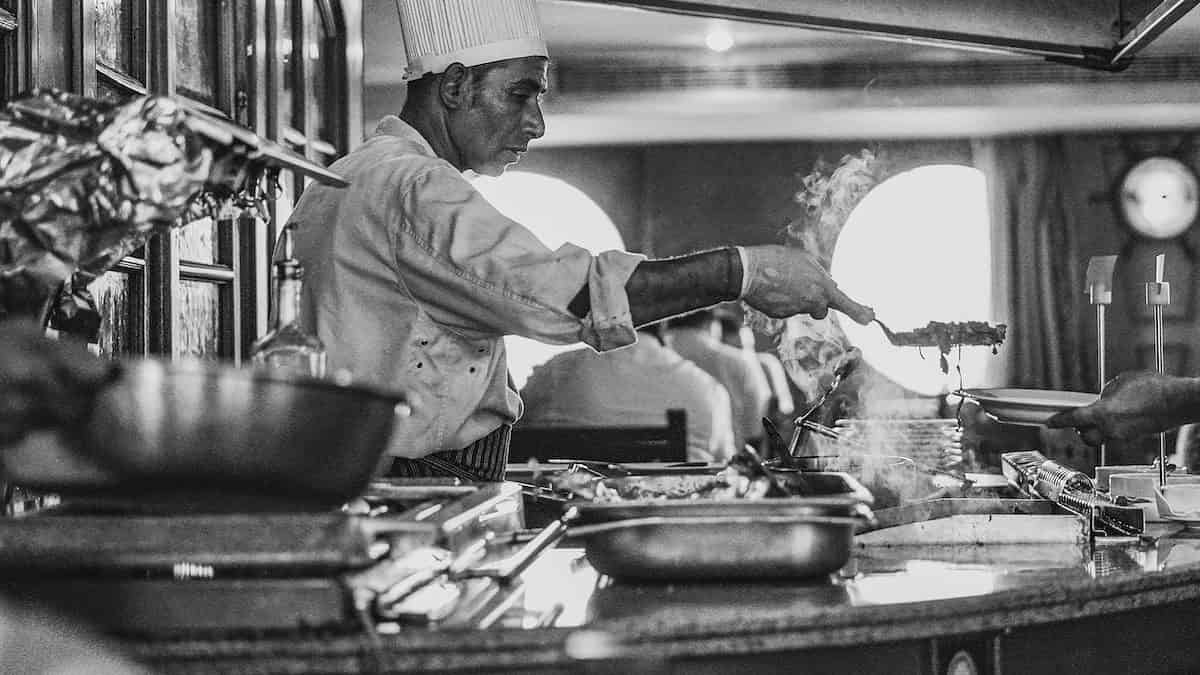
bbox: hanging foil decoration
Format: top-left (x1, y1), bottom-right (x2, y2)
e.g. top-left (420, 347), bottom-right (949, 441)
top-left (0, 88), bottom-right (324, 335)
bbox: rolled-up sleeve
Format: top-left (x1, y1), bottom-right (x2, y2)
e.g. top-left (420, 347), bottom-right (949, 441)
top-left (387, 161), bottom-right (644, 350)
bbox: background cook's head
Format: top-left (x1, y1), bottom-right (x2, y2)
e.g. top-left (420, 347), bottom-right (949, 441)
top-left (397, 0), bottom-right (548, 177)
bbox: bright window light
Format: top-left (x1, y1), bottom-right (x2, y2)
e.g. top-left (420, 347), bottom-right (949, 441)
top-left (705, 26), bottom-right (734, 52)
top-left (472, 171), bottom-right (626, 390)
top-left (831, 164), bottom-right (994, 396)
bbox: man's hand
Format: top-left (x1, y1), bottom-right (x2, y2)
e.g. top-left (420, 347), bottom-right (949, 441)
top-left (739, 246), bottom-right (875, 324)
top-left (0, 320), bottom-right (115, 447)
top-left (1045, 371), bottom-right (1196, 446)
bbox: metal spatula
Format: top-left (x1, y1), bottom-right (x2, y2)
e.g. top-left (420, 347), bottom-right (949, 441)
top-left (874, 317), bottom-right (902, 345)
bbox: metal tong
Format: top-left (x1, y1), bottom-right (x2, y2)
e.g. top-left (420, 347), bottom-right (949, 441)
top-left (785, 349), bottom-right (859, 459)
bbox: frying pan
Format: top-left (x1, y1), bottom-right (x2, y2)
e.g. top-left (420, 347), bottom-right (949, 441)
top-left (2, 358), bottom-right (408, 511)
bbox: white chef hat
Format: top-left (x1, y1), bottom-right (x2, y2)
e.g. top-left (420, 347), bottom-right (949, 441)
top-left (395, 0), bottom-right (548, 81)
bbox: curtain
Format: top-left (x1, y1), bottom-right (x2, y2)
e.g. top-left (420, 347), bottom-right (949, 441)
top-left (972, 137), bottom-right (1092, 391)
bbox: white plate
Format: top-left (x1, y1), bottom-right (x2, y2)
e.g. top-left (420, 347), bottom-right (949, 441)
top-left (955, 388), bottom-right (1098, 426)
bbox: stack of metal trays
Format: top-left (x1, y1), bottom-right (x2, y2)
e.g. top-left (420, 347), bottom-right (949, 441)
top-left (833, 418), bottom-right (964, 471)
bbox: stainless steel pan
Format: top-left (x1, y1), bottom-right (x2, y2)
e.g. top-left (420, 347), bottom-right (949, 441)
top-left (568, 512), bottom-right (867, 580)
top-left (563, 474), bottom-right (874, 580)
top-left (574, 494), bottom-right (870, 523)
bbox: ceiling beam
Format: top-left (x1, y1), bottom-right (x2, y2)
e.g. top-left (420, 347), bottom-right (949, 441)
top-left (579, 0), bottom-right (1199, 69)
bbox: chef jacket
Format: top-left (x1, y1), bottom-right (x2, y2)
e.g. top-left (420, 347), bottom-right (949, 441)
top-left (289, 116), bottom-right (644, 458)
top-left (519, 335), bottom-right (737, 463)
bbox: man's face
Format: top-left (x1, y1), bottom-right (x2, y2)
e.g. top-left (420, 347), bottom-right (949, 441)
top-left (452, 56), bottom-right (548, 177)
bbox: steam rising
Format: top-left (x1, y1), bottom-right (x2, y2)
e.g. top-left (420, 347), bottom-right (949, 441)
top-left (744, 148), bottom-right (881, 405)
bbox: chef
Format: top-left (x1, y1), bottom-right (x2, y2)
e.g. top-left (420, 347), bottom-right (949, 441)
top-left (287, 0), bottom-right (875, 482)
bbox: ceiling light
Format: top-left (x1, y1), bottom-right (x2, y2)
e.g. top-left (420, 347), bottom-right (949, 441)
top-left (705, 27), bottom-right (734, 52)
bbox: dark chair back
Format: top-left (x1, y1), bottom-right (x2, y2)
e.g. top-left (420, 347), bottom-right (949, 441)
top-left (508, 409), bottom-right (687, 464)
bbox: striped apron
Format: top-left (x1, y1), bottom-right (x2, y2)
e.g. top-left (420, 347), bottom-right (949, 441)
top-left (386, 424), bottom-right (511, 482)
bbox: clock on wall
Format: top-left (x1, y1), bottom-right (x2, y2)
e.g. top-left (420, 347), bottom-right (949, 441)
top-left (1118, 156), bottom-right (1199, 240)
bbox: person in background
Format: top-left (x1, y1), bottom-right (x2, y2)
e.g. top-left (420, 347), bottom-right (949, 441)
top-left (713, 305), bottom-right (796, 433)
top-left (519, 323), bottom-right (737, 463)
top-left (665, 309), bottom-right (773, 451)
top-left (288, 0), bottom-right (875, 481)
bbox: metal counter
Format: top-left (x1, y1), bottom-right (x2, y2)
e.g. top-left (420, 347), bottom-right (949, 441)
top-left (123, 520), bottom-right (1200, 674)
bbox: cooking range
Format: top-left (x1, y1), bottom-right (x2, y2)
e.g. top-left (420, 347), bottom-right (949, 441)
top-left (0, 481), bottom-right (562, 635)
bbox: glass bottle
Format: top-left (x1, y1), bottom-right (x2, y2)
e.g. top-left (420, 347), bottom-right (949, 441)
top-left (250, 228), bottom-right (326, 378)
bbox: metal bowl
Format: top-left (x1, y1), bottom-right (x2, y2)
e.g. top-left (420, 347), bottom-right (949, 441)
top-left (6, 358), bottom-right (408, 510)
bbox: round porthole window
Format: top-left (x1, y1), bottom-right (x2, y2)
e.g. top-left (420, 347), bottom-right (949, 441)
top-left (472, 171), bottom-right (626, 390)
top-left (831, 164), bottom-right (996, 396)
top-left (1118, 157), bottom-right (1199, 240)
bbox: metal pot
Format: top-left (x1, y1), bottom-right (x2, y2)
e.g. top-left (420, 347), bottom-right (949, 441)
top-left (5, 358), bottom-right (408, 510)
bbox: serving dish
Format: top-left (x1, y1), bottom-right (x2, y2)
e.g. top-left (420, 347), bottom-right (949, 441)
top-left (569, 512), bottom-right (866, 580)
top-left (955, 388), bottom-right (1098, 426)
top-left (564, 473), bottom-right (874, 580)
top-left (1155, 484), bottom-right (1200, 529)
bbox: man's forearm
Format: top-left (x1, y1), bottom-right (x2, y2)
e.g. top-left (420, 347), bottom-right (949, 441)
top-left (625, 248), bottom-right (742, 327)
top-left (566, 248), bottom-right (742, 324)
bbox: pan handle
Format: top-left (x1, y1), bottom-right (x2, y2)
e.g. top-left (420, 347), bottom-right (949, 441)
top-left (566, 513), bottom-right (865, 538)
top-left (455, 506), bottom-right (579, 583)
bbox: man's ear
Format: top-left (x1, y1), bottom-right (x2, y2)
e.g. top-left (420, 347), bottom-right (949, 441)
top-left (438, 63), bottom-right (470, 110)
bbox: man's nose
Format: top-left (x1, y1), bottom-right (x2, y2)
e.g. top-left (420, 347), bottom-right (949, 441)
top-left (525, 102), bottom-right (546, 139)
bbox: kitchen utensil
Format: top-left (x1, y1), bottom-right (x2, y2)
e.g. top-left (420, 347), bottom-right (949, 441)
top-left (572, 491), bottom-right (870, 523)
top-left (796, 350), bottom-right (858, 424)
top-left (800, 419), bottom-right (843, 441)
top-left (729, 444), bottom-right (792, 497)
top-left (873, 317), bottom-right (901, 345)
top-left (3, 358), bottom-right (409, 510)
top-left (544, 459), bottom-right (632, 476)
top-left (761, 416), bottom-right (788, 458)
top-left (459, 507), bottom-right (577, 581)
top-left (955, 388), bottom-right (1098, 426)
top-left (786, 350), bottom-right (859, 457)
top-left (762, 418), bottom-right (814, 494)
